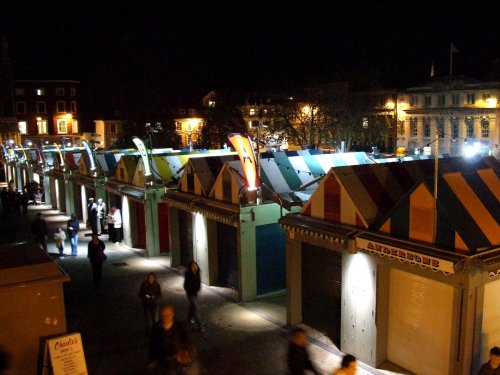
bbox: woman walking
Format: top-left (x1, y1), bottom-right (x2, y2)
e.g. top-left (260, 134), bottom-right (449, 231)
top-left (87, 234), bottom-right (106, 291)
top-left (138, 272), bottom-right (162, 333)
top-left (183, 260), bottom-right (204, 332)
top-left (54, 227), bottom-right (67, 256)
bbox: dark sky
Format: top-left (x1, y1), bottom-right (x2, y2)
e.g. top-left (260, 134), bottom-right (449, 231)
top-left (1, 1), bottom-right (499, 91)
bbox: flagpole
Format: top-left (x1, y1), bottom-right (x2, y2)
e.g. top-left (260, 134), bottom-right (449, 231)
top-left (449, 42), bottom-right (453, 76)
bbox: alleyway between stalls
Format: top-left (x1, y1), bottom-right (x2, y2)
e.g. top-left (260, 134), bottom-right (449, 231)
top-left (3, 199), bottom-right (410, 374)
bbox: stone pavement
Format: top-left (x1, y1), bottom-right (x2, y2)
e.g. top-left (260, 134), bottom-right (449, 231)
top-left (15, 204), bottom-right (410, 375)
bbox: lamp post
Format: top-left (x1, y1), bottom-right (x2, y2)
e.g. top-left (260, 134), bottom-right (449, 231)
top-left (144, 122), bottom-right (162, 185)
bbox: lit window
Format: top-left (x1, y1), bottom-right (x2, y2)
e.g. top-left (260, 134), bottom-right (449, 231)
top-left (72, 119), bottom-right (79, 134)
top-left (57, 119), bottom-right (68, 134)
top-left (37, 101), bottom-right (46, 114)
top-left (467, 94), bottom-right (475, 105)
top-left (71, 101), bottom-right (77, 113)
top-left (16, 101), bottom-right (26, 114)
top-left (410, 118), bottom-right (418, 137)
top-left (186, 123), bottom-right (192, 131)
top-left (451, 118), bottom-right (459, 139)
top-left (208, 100), bottom-right (215, 108)
top-left (56, 88), bottom-right (65, 96)
top-left (57, 101), bottom-right (66, 113)
top-left (15, 88), bottom-right (25, 96)
top-left (481, 118), bottom-right (489, 138)
top-left (175, 121), bottom-right (182, 131)
top-left (249, 108), bottom-right (256, 116)
top-left (36, 88), bottom-right (45, 96)
top-left (18, 121), bottom-right (27, 134)
top-left (482, 93), bottom-right (490, 101)
top-left (465, 117), bottom-right (474, 138)
top-left (423, 118), bottom-right (431, 137)
top-left (37, 118), bottom-right (48, 134)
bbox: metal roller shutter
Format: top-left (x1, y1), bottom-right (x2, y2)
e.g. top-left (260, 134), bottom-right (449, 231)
top-left (217, 222), bottom-right (238, 289)
top-left (179, 210), bottom-right (193, 266)
top-left (302, 243), bottom-right (342, 346)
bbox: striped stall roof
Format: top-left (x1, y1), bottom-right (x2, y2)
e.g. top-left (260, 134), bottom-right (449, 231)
top-left (179, 155), bottom-right (239, 196)
top-left (64, 151), bottom-right (82, 170)
top-left (302, 156), bottom-right (499, 232)
top-left (115, 155), bottom-right (140, 184)
top-left (378, 167), bottom-right (500, 252)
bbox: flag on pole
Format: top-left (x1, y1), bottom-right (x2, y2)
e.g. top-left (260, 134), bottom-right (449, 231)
top-left (430, 61), bottom-right (435, 77)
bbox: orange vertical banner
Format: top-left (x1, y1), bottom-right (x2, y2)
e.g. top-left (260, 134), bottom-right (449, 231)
top-left (227, 133), bottom-right (258, 190)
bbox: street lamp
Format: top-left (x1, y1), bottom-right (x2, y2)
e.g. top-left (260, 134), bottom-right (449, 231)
top-left (144, 122), bottom-right (163, 185)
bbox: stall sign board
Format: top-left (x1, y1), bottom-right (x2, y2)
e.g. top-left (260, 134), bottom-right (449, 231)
top-left (44, 333), bottom-right (88, 375)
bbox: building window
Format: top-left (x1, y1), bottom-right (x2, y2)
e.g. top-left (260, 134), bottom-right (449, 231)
top-left (423, 118), bottom-right (431, 137)
top-left (15, 88), bottom-right (25, 96)
top-left (208, 100), bottom-right (215, 108)
top-left (467, 94), bottom-right (475, 104)
top-left (56, 88), bottom-right (65, 96)
top-left (452, 94), bottom-right (460, 105)
top-left (249, 108), bottom-right (256, 116)
top-left (175, 121), bottom-right (182, 131)
top-left (37, 101), bottom-right (46, 114)
top-left (110, 123), bottom-right (117, 134)
top-left (481, 118), bottom-right (489, 138)
top-left (438, 95), bottom-right (446, 106)
top-left (438, 118), bottom-right (445, 138)
top-left (72, 119), bottom-right (79, 134)
top-left (56, 101), bottom-right (66, 113)
top-left (189, 108), bottom-right (196, 116)
top-left (186, 123), bottom-right (192, 132)
top-left (179, 109), bottom-right (185, 116)
top-left (424, 96), bottom-right (432, 106)
top-left (18, 121), bottom-right (27, 134)
top-left (410, 118), bottom-right (418, 137)
top-left (451, 118), bottom-right (459, 139)
top-left (57, 119), bottom-right (67, 134)
top-left (16, 101), bottom-right (26, 114)
top-left (465, 117), bottom-right (474, 138)
top-left (70, 88), bottom-right (76, 96)
top-left (37, 118), bottom-right (48, 134)
top-left (482, 93), bottom-right (490, 101)
top-left (71, 101), bottom-right (77, 113)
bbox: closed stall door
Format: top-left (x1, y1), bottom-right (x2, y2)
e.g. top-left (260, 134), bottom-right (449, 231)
top-left (388, 269), bottom-right (453, 375)
top-left (179, 210), bottom-right (193, 266)
top-left (217, 222), bottom-right (238, 289)
top-left (256, 223), bottom-right (286, 295)
top-left (480, 278), bottom-right (500, 365)
top-left (302, 243), bottom-right (342, 347)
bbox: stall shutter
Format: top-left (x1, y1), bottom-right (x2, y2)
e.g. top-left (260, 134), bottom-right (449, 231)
top-left (217, 222), bottom-right (238, 289)
top-left (302, 243), bottom-right (342, 346)
top-left (179, 210), bottom-right (193, 266)
top-left (256, 224), bottom-right (285, 295)
top-left (388, 269), bottom-right (453, 375)
top-left (480, 278), bottom-right (500, 365)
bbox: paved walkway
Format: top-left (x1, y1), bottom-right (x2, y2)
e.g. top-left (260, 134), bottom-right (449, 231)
top-left (17, 204), bottom-right (410, 375)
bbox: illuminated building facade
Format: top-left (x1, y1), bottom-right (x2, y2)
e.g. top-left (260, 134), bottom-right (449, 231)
top-left (400, 77), bottom-right (500, 158)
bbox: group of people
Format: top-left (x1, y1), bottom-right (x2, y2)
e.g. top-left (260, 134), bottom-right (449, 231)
top-left (138, 261), bottom-right (205, 374)
top-left (87, 197), bottom-right (122, 244)
top-left (1, 187), bottom-right (29, 215)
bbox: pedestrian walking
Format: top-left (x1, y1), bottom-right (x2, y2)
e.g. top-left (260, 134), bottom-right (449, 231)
top-left (67, 214), bottom-right (80, 256)
top-left (87, 198), bottom-right (98, 235)
top-left (30, 212), bottom-right (48, 252)
top-left (87, 234), bottom-right (106, 291)
top-left (478, 346), bottom-right (500, 375)
top-left (183, 260), bottom-right (204, 332)
top-left (54, 227), bottom-right (67, 257)
top-left (139, 272), bottom-right (162, 333)
top-left (287, 327), bottom-right (319, 375)
top-left (20, 189), bottom-right (29, 215)
top-left (332, 354), bottom-right (357, 375)
top-left (148, 305), bottom-right (188, 374)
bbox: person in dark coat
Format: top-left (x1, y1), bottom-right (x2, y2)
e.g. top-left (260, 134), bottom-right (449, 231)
top-left (478, 346), bottom-right (500, 375)
top-left (0, 187), bottom-right (8, 215)
top-left (87, 198), bottom-right (98, 235)
top-left (20, 189), bottom-right (29, 215)
top-left (67, 214), bottom-right (80, 256)
top-left (139, 272), bottom-right (162, 333)
top-left (31, 212), bottom-right (48, 252)
top-left (183, 260), bottom-right (204, 332)
top-left (87, 234), bottom-right (106, 290)
top-left (148, 305), bottom-right (188, 374)
top-left (287, 327), bottom-right (319, 375)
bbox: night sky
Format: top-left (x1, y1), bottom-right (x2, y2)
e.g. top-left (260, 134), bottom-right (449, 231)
top-left (1, 1), bottom-right (499, 91)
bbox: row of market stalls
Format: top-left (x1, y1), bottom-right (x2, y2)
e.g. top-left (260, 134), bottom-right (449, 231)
top-left (4, 141), bottom-right (498, 374)
top-left (280, 156), bottom-right (500, 374)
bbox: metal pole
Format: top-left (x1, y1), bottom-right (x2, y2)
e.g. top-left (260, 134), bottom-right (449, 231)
top-left (433, 127), bottom-right (439, 243)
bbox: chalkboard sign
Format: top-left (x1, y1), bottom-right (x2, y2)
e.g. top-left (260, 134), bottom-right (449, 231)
top-left (43, 333), bottom-right (88, 375)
